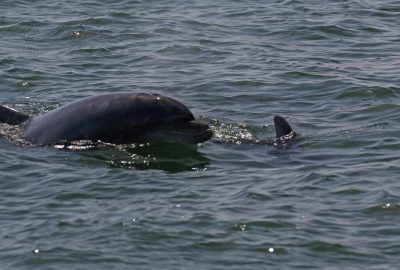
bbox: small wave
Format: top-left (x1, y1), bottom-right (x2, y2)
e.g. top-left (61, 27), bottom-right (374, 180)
top-left (363, 203), bottom-right (400, 215)
top-left (335, 86), bottom-right (398, 99)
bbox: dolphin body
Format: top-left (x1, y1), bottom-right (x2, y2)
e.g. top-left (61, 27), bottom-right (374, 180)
top-left (0, 93), bottom-right (295, 145)
top-left (1, 93), bottom-right (212, 145)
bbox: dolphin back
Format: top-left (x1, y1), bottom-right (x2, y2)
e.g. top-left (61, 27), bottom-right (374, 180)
top-left (0, 104), bottom-right (30, 125)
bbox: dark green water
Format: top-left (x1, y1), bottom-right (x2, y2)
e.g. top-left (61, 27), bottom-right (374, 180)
top-left (1, 0), bottom-right (400, 269)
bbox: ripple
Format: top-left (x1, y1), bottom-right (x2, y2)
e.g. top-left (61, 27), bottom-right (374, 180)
top-left (1, 0), bottom-right (400, 269)
top-left (336, 86), bottom-right (398, 99)
top-left (54, 192), bottom-right (90, 201)
top-left (307, 240), bottom-right (347, 253)
top-left (363, 204), bottom-right (400, 215)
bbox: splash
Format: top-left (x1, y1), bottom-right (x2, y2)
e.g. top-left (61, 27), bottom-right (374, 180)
top-left (206, 118), bottom-right (269, 144)
top-left (0, 123), bottom-right (28, 145)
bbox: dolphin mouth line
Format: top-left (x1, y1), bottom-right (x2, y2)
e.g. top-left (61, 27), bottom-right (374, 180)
top-left (141, 120), bottom-right (213, 144)
top-left (166, 127), bottom-right (213, 141)
top-left (168, 121), bottom-right (212, 135)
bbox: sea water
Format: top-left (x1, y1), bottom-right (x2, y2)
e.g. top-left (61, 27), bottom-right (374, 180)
top-left (1, 1), bottom-right (400, 269)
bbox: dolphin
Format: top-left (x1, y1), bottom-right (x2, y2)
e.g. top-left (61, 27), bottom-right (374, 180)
top-left (0, 93), bottom-right (295, 146)
top-left (1, 93), bottom-right (213, 145)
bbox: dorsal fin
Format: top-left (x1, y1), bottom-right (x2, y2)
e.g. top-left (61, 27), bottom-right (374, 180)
top-left (0, 104), bottom-right (30, 125)
top-left (273, 115), bottom-right (294, 138)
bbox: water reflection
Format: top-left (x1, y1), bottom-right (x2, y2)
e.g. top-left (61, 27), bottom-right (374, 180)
top-left (77, 142), bottom-right (210, 173)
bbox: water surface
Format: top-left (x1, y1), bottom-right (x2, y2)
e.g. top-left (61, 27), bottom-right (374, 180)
top-left (1, 0), bottom-right (400, 269)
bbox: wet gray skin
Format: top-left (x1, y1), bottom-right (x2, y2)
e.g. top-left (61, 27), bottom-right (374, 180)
top-left (0, 93), bottom-right (213, 145)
